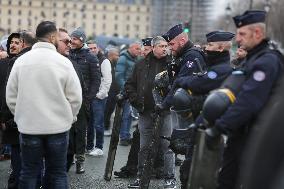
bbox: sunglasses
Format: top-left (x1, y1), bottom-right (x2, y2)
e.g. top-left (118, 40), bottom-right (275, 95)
top-left (60, 39), bottom-right (71, 45)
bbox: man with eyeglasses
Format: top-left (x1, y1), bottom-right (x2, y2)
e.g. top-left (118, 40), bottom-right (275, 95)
top-left (58, 28), bottom-right (71, 57)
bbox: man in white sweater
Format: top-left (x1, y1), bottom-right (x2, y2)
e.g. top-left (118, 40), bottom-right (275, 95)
top-left (6, 21), bottom-right (82, 189)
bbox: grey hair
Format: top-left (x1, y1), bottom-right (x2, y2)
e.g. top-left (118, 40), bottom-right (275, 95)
top-left (151, 36), bottom-right (167, 47)
top-left (107, 47), bottom-right (119, 54)
top-left (248, 22), bottom-right (266, 36)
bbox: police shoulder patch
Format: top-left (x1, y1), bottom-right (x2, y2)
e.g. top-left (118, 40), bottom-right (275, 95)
top-left (207, 71), bottom-right (217, 79)
top-left (186, 61), bottom-right (194, 68)
top-left (253, 71), bottom-right (266, 82)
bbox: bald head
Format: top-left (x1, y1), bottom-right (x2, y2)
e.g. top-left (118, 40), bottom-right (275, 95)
top-left (168, 32), bottom-right (189, 56)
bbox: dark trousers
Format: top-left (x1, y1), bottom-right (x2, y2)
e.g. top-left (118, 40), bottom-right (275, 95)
top-left (104, 89), bottom-right (118, 130)
top-left (217, 135), bottom-right (247, 189)
top-left (8, 145), bottom-right (21, 189)
top-left (19, 132), bottom-right (69, 189)
top-left (67, 107), bottom-right (87, 169)
top-left (125, 127), bottom-right (140, 171)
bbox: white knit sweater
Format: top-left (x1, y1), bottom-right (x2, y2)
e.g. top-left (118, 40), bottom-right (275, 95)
top-left (6, 42), bottom-right (82, 135)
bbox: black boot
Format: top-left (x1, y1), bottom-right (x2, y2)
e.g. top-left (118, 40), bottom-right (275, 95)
top-left (76, 161), bottom-right (85, 174)
top-left (114, 168), bottom-right (137, 178)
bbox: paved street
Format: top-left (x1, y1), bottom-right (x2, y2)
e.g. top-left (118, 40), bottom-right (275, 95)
top-left (0, 133), bottom-right (181, 189)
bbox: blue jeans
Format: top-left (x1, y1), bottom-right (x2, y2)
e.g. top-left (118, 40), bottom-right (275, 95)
top-left (119, 101), bottom-right (132, 140)
top-left (87, 98), bottom-right (107, 150)
top-left (19, 132), bottom-right (69, 189)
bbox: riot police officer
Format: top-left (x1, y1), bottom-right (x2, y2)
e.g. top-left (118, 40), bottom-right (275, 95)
top-left (205, 10), bottom-right (283, 189)
top-left (174, 31), bottom-right (234, 96)
top-left (157, 24), bottom-right (207, 111)
top-left (170, 31), bottom-right (234, 189)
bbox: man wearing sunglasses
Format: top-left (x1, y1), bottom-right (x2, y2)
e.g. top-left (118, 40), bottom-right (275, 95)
top-left (58, 28), bottom-right (71, 57)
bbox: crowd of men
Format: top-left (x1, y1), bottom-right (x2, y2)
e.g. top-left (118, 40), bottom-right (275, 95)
top-left (0, 8), bottom-right (283, 189)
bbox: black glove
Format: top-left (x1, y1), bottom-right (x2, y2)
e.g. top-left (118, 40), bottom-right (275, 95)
top-left (154, 104), bottom-right (165, 114)
top-left (133, 101), bottom-right (144, 113)
top-left (116, 94), bottom-right (125, 106)
top-left (205, 127), bottom-right (221, 151)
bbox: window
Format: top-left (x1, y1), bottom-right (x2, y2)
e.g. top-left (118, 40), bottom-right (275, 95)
top-left (73, 3), bottom-right (77, 8)
top-left (103, 23), bottom-right (106, 30)
top-left (8, 0), bottom-right (11, 5)
top-left (73, 13), bottom-right (77, 18)
top-left (18, 10), bottom-right (22, 15)
top-left (115, 6), bottom-right (118, 11)
top-left (28, 19), bottom-right (31, 26)
top-left (114, 24), bottom-right (118, 30)
top-left (28, 10), bottom-right (32, 16)
top-left (53, 2), bottom-right (56, 7)
top-left (82, 13), bottom-right (86, 19)
top-left (63, 3), bottom-right (67, 8)
top-left (126, 15), bottom-right (130, 21)
top-left (93, 23), bottom-right (96, 29)
top-left (103, 14), bottom-right (106, 20)
top-left (82, 22), bottom-right (86, 28)
top-left (146, 16), bottom-right (149, 21)
top-left (8, 18), bottom-right (11, 25)
top-left (8, 9), bottom-right (11, 15)
top-left (18, 19), bottom-right (21, 25)
top-left (136, 16), bottom-right (140, 21)
top-left (19, 1), bottom-right (22, 5)
top-left (126, 24), bottom-right (129, 31)
top-left (137, 7), bottom-right (140, 12)
top-left (53, 12), bottom-right (57, 17)
top-left (93, 14), bottom-right (96, 19)
top-left (127, 6), bottom-right (130, 11)
top-left (41, 2), bottom-right (44, 6)
top-left (29, 1), bottom-right (32, 6)
top-left (114, 15), bottom-right (118, 20)
top-left (103, 5), bottom-right (107, 10)
top-left (135, 25), bottom-right (139, 30)
top-left (93, 5), bottom-right (96, 9)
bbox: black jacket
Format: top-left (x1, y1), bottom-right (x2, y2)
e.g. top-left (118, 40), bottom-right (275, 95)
top-left (69, 47), bottom-right (101, 100)
top-left (0, 47), bottom-right (31, 145)
top-left (125, 52), bottom-right (169, 112)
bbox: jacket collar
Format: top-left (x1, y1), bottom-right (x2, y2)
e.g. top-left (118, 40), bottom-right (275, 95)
top-left (32, 42), bottom-right (57, 52)
top-left (246, 38), bottom-right (269, 59)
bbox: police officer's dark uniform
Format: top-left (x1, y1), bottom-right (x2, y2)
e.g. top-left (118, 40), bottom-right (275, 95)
top-left (174, 31), bottom-right (234, 95)
top-left (171, 31), bottom-right (234, 189)
top-left (205, 10), bottom-right (283, 189)
top-left (160, 24), bottom-right (207, 110)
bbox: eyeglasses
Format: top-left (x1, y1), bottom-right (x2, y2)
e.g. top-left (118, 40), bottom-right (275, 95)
top-left (59, 39), bottom-right (71, 45)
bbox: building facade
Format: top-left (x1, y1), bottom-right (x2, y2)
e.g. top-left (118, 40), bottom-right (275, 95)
top-left (0, 0), bottom-right (152, 39)
top-left (151, 0), bottom-right (215, 43)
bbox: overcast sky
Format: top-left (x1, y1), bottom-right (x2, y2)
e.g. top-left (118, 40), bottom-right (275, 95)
top-left (213, 0), bottom-right (226, 18)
